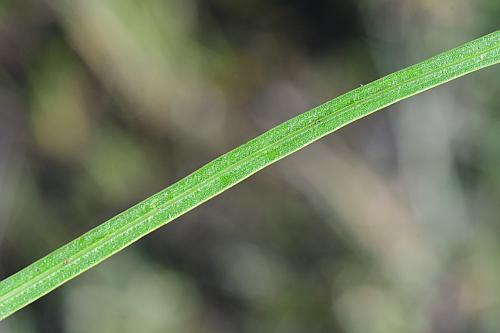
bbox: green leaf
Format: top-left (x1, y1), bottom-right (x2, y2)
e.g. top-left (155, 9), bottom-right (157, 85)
top-left (1, 30), bottom-right (499, 320)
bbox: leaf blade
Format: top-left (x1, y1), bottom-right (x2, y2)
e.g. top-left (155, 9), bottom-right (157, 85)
top-left (0, 30), bottom-right (499, 320)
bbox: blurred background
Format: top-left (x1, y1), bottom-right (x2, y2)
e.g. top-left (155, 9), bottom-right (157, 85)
top-left (0, 0), bottom-right (499, 332)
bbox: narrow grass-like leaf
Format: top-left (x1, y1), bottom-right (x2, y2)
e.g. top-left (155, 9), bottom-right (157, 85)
top-left (0, 31), bottom-right (499, 320)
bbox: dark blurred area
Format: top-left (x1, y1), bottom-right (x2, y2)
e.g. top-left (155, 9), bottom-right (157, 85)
top-left (0, 0), bottom-right (499, 332)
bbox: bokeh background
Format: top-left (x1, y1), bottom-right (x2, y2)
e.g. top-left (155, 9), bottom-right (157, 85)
top-left (0, 0), bottom-right (499, 332)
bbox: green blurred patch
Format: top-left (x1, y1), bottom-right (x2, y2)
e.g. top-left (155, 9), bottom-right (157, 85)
top-left (63, 251), bottom-right (203, 333)
top-left (84, 126), bottom-right (156, 205)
